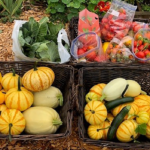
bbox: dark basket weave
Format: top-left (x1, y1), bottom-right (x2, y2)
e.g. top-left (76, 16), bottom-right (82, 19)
top-left (0, 61), bottom-right (74, 141)
top-left (78, 65), bottom-right (150, 149)
top-left (69, 17), bottom-right (150, 67)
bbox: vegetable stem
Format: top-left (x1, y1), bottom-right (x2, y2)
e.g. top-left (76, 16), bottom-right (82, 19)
top-left (52, 120), bottom-right (63, 126)
top-left (57, 95), bottom-right (63, 106)
top-left (12, 68), bottom-right (15, 76)
top-left (100, 94), bottom-right (106, 101)
top-left (34, 61), bottom-right (38, 71)
top-left (18, 77), bottom-right (21, 91)
top-left (141, 90), bottom-right (147, 95)
top-left (9, 123), bottom-right (13, 142)
top-left (90, 110), bottom-right (95, 114)
top-left (97, 126), bottom-right (110, 132)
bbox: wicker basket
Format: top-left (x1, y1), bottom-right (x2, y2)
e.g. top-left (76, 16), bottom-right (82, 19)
top-left (69, 17), bottom-right (150, 67)
top-left (0, 61), bottom-right (74, 141)
top-left (77, 65), bottom-right (150, 149)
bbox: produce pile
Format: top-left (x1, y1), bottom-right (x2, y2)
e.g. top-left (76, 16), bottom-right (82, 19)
top-left (0, 63), bottom-right (64, 141)
top-left (84, 78), bottom-right (150, 142)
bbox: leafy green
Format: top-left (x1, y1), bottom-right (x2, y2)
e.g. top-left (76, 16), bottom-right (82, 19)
top-left (135, 123), bottom-right (147, 135)
top-left (18, 17), bottom-right (65, 62)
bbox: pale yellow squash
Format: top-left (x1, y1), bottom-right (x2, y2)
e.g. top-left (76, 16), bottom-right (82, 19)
top-left (23, 107), bottom-right (62, 135)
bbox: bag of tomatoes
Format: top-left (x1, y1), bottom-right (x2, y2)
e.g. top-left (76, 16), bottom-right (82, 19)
top-left (106, 37), bottom-right (135, 63)
top-left (100, 0), bottom-right (137, 41)
top-left (132, 29), bottom-right (150, 63)
top-left (70, 32), bottom-right (107, 62)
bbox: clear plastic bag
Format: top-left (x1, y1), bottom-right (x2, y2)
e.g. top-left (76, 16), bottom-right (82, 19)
top-left (70, 32), bottom-right (106, 62)
top-left (100, 0), bottom-right (137, 41)
top-left (132, 28), bottom-right (150, 63)
top-left (106, 37), bottom-right (134, 63)
top-left (128, 21), bottom-right (150, 37)
top-left (12, 20), bottom-right (70, 64)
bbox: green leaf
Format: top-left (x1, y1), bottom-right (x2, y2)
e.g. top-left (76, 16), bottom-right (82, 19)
top-left (55, 4), bottom-right (65, 12)
top-left (11, 0), bottom-right (23, 16)
top-left (51, 8), bottom-right (57, 14)
top-left (36, 42), bottom-right (49, 53)
top-left (47, 41), bottom-right (60, 62)
top-left (25, 36), bottom-right (32, 44)
top-left (62, 0), bottom-right (71, 4)
top-left (88, 3), bottom-right (96, 12)
top-left (0, 30), bottom-right (2, 34)
top-left (90, 0), bottom-right (100, 4)
top-left (73, 0), bottom-right (80, 8)
top-left (67, 13), bottom-right (78, 21)
top-left (79, 4), bottom-right (86, 11)
top-left (49, 0), bottom-right (59, 2)
top-left (18, 30), bottom-right (26, 46)
top-left (135, 123), bottom-right (147, 135)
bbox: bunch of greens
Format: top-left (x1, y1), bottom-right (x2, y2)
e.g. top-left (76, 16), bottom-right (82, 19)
top-left (18, 17), bottom-right (65, 62)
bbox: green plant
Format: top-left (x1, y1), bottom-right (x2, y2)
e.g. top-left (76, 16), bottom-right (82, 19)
top-left (46, 0), bottom-right (107, 23)
top-left (0, 0), bottom-right (23, 23)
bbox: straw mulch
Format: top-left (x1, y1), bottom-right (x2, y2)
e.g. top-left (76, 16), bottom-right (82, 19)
top-left (0, 4), bottom-right (124, 150)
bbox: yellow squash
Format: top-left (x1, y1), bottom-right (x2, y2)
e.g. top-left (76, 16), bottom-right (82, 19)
top-left (84, 101), bottom-right (107, 125)
top-left (136, 111), bottom-right (149, 124)
top-left (0, 109), bottom-right (25, 141)
top-left (86, 83), bottom-right (106, 103)
top-left (22, 64), bottom-right (55, 92)
top-left (87, 124), bottom-right (103, 140)
top-left (5, 77), bottom-right (33, 111)
top-left (112, 102), bottom-right (139, 120)
top-left (23, 107), bottom-right (62, 134)
top-left (0, 90), bottom-right (5, 104)
top-left (133, 95), bottom-right (150, 113)
top-left (106, 113), bottom-right (114, 123)
top-left (101, 120), bottom-right (111, 140)
top-left (1, 69), bottom-right (21, 91)
top-left (0, 104), bottom-right (7, 113)
top-left (116, 120), bottom-right (138, 142)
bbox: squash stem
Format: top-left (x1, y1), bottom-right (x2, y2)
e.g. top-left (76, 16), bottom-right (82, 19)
top-left (141, 90), bottom-right (147, 95)
top-left (9, 123), bottom-right (13, 142)
top-left (18, 77), bottom-right (21, 91)
top-left (34, 61), bottom-right (38, 71)
top-left (131, 135), bottom-right (140, 143)
top-left (100, 94), bottom-right (105, 101)
top-left (97, 126), bottom-right (110, 132)
top-left (57, 95), bottom-right (63, 106)
top-left (52, 120), bottom-right (63, 126)
top-left (12, 68), bottom-right (15, 76)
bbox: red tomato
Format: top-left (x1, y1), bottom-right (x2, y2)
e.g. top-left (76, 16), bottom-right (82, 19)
top-left (119, 8), bottom-right (126, 14)
top-left (104, 23), bottom-right (109, 30)
top-left (94, 56), bottom-right (100, 62)
top-left (143, 43), bottom-right (149, 49)
top-left (77, 48), bottom-right (85, 55)
top-left (135, 33), bottom-right (143, 41)
top-left (134, 41), bottom-right (137, 47)
top-left (144, 49), bottom-right (150, 56)
top-left (108, 14), bottom-right (113, 20)
top-left (134, 48), bottom-right (139, 53)
top-left (85, 51), bottom-right (97, 61)
top-left (133, 24), bottom-right (141, 33)
top-left (137, 40), bottom-right (143, 47)
top-left (102, 18), bottom-right (108, 23)
top-left (82, 47), bottom-right (87, 52)
top-left (136, 51), bottom-right (145, 58)
top-left (138, 45), bottom-right (144, 51)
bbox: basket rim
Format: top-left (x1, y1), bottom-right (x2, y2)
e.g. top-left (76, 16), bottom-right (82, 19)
top-left (77, 66), bottom-right (150, 149)
top-left (0, 61), bottom-right (74, 141)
